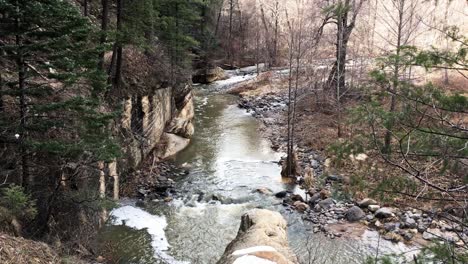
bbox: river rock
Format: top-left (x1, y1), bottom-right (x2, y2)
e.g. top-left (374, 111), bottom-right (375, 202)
top-left (368, 204), bottom-right (380, 212)
top-left (318, 198), bottom-right (334, 210)
top-left (403, 217), bottom-right (417, 229)
top-left (384, 232), bottom-right (403, 242)
top-left (310, 159), bottom-right (319, 169)
top-left (290, 194), bottom-right (304, 203)
top-left (346, 206), bottom-right (366, 222)
top-left (326, 175), bottom-right (342, 182)
top-left (358, 198), bottom-right (378, 207)
top-left (308, 193), bottom-right (321, 205)
top-left (384, 222), bottom-right (399, 232)
top-left (256, 188), bottom-right (272, 195)
top-left (375, 207), bottom-right (394, 218)
top-left (217, 209), bottom-right (298, 264)
top-left (275, 191), bottom-right (288, 198)
top-left (293, 201), bottom-right (309, 212)
top-left (319, 189), bottom-right (331, 199)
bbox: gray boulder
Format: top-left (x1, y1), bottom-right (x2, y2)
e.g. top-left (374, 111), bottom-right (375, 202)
top-left (358, 198), bottom-right (378, 207)
top-left (346, 206), bottom-right (366, 222)
top-left (318, 198), bottom-right (335, 210)
top-left (375, 207), bottom-right (393, 218)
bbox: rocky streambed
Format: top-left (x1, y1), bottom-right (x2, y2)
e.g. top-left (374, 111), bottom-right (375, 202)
top-left (98, 68), bottom-right (466, 264)
top-left (231, 73), bottom-right (468, 251)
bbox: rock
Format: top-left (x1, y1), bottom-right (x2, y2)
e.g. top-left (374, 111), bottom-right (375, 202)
top-left (401, 231), bottom-right (414, 241)
top-left (403, 217), bottom-right (417, 229)
top-left (384, 222), bottom-right (399, 232)
top-left (308, 193), bottom-right (321, 205)
top-left (275, 191), bottom-right (288, 198)
top-left (422, 230), bottom-right (436, 240)
top-left (366, 214), bottom-right (375, 221)
top-left (319, 189), bottom-right (331, 199)
top-left (159, 133), bottom-right (191, 159)
top-left (256, 188), bottom-right (272, 195)
top-left (375, 207), bottom-right (393, 218)
top-left (310, 159), bottom-right (319, 169)
top-left (384, 232), bottom-right (403, 243)
top-left (326, 175), bottom-right (342, 182)
top-left (358, 198), bottom-right (379, 207)
top-left (293, 201), bottom-right (309, 212)
top-left (290, 194), bottom-right (304, 203)
top-left (375, 220), bottom-right (383, 229)
top-left (368, 205), bottom-right (380, 212)
top-left (345, 206), bottom-right (366, 222)
top-left (217, 209), bottom-right (298, 264)
top-left (318, 198), bottom-right (334, 210)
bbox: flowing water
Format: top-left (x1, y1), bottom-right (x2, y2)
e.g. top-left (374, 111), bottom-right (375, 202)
top-left (98, 70), bottom-right (415, 264)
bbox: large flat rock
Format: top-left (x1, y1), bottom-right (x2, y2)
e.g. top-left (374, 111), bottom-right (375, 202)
top-left (217, 209), bottom-right (298, 264)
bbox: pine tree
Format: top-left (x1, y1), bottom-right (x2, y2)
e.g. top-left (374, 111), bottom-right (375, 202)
top-left (0, 0), bottom-right (118, 191)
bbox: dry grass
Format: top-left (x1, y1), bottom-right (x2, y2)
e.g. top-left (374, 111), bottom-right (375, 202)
top-left (0, 233), bottom-right (60, 264)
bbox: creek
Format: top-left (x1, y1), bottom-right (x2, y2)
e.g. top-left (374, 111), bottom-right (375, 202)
top-left (98, 70), bottom-right (412, 264)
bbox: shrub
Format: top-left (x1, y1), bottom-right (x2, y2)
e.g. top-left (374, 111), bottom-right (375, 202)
top-left (0, 185), bottom-right (37, 221)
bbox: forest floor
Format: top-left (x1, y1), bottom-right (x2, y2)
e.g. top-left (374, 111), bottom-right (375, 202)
top-left (227, 69), bottom-right (467, 248)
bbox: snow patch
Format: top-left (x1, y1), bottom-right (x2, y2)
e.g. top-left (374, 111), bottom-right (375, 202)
top-left (110, 205), bottom-right (188, 264)
top-left (232, 246), bottom-right (277, 256)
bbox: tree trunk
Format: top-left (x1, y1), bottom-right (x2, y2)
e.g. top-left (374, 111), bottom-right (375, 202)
top-left (108, 160), bottom-right (119, 200)
top-left (113, 0), bottom-right (123, 89)
top-left (98, 161), bottom-right (106, 199)
top-left (83, 0), bottom-right (89, 17)
top-left (228, 0), bottom-right (234, 66)
top-left (272, 1), bottom-right (279, 66)
top-left (15, 7), bottom-right (30, 190)
top-left (98, 0), bottom-right (109, 71)
top-left (383, 0), bottom-right (405, 154)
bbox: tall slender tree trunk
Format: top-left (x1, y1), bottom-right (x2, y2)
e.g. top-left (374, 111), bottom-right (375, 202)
top-left (108, 160), bottom-right (119, 200)
top-left (113, 0), bottom-right (123, 89)
top-left (98, 0), bottom-right (109, 71)
top-left (384, 0), bottom-right (405, 154)
top-left (214, 0), bottom-right (224, 36)
top-left (255, 0), bottom-right (260, 75)
top-left (15, 4), bottom-right (30, 190)
top-left (335, 8), bottom-right (347, 138)
top-left (228, 0), bottom-right (234, 67)
top-left (98, 161), bottom-right (106, 198)
top-left (83, 0), bottom-right (89, 17)
top-left (272, 1), bottom-right (279, 66)
top-left (284, 15), bottom-right (295, 178)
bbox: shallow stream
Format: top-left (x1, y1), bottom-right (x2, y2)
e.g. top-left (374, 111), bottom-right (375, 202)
top-left (98, 71), bottom-right (414, 264)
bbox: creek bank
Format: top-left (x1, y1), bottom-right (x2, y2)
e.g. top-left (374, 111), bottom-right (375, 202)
top-left (228, 71), bottom-right (468, 248)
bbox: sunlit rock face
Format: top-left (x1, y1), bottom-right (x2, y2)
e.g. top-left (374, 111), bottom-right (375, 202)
top-left (217, 209), bottom-right (298, 264)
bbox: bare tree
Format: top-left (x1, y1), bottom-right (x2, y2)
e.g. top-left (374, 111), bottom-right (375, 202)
top-left (325, 0), bottom-right (366, 137)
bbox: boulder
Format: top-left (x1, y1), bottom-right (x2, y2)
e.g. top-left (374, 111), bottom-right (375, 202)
top-left (358, 198), bottom-right (379, 207)
top-left (318, 198), bottom-right (334, 210)
top-left (375, 207), bottom-right (394, 218)
top-left (293, 201), bottom-right (309, 212)
top-left (167, 92), bottom-right (195, 139)
top-left (308, 193), bottom-right (321, 205)
top-left (158, 133), bottom-right (191, 159)
top-left (368, 205), bottom-right (380, 212)
top-left (256, 188), bottom-right (273, 195)
top-left (290, 194), bottom-right (304, 203)
top-left (403, 217), bottom-right (417, 229)
top-left (345, 206), bottom-right (366, 222)
top-left (275, 191), bottom-right (288, 198)
top-left (217, 209), bottom-right (298, 264)
top-left (193, 66), bottom-right (225, 84)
